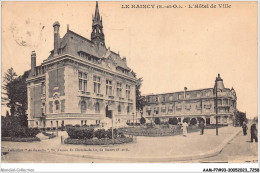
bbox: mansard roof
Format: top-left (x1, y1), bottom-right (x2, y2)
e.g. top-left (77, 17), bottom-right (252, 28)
top-left (47, 29), bottom-right (132, 75)
top-left (144, 87), bottom-right (234, 97)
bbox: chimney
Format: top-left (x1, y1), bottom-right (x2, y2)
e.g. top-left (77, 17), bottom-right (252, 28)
top-left (53, 21), bottom-right (60, 56)
top-left (31, 51), bottom-right (36, 76)
top-left (184, 87), bottom-right (187, 99)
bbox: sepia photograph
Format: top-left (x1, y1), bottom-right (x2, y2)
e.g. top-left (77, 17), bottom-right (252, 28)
top-left (0, 0), bottom-right (259, 171)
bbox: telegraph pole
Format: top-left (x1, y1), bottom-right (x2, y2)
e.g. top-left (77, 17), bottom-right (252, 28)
top-left (215, 78), bottom-right (218, 136)
top-left (132, 112), bottom-right (135, 128)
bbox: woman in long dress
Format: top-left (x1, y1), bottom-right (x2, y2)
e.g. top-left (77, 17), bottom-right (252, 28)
top-left (182, 122), bottom-right (188, 137)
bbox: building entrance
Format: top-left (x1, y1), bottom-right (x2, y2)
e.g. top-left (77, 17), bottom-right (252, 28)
top-left (206, 118), bottom-right (210, 125)
top-left (106, 105), bottom-right (112, 118)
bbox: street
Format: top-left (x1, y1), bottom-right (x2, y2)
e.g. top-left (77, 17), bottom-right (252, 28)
top-left (2, 131), bottom-right (257, 163)
top-left (2, 126), bottom-right (257, 163)
top-left (195, 131), bottom-right (258, 163)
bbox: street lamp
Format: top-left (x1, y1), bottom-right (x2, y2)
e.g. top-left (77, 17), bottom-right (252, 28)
top-left (132, 112), bottom-right (135, 128)
top-left (136, 111), bottom-right (138, 124)
top-left (111, 110), bottom-right (115, 145)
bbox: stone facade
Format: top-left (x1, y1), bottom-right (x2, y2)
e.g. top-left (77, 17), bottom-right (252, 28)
top-left (142, 74), bottom-right (237, 125)
top-left (27, 2), bottom-right (137, 128)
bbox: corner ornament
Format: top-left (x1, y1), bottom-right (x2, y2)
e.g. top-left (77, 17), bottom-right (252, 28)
top-left (53, 92), bottom-right (60, 99)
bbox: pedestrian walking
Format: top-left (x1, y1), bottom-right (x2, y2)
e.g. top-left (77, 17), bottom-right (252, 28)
top-left (242, 121), bottom-right (248, 136)
top-left (199, 120), bottom-right (205, 135)
top-left (182, 121), bottom-right (188, 137)
top-left (250, 123), bottom-right (258, 142)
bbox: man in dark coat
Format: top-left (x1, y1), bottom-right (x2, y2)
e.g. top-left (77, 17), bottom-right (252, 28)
top-left (199, 120), bottom-right (205, 135)
top-left (250, 123), bottom-right (258, 142)
top-left (242, 122), bottom-right (248, 136)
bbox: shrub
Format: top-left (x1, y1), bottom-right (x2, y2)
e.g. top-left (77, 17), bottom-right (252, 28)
top-left (146, 123), bottom-right (154, 128)
top-left (118, 131), bottom-right (125, 138)
top-left (160, 121), bottom-right (168, 125)
top-left (65, 124), bottom-right (73, 130)
top-left (197, 117), bottom-right (205, 123)
top-left (140, 117), bottom-right (146, 124)
top-left (2, 137), bottom-right (40, 142)
top-left (66, 127), bottom-right (94, 139)
top-left (75, 124), bottom-right (81, 128)
top-left (64, 137), bottom-right (133, 145)
top-left (154, 118), bottom-right (161, 125)
top-left (2, 126), bottom-right (40, 138)
top-left (169, 118), bottom-right (178, 125)
top-left (94, 129), bottom-right (106, 139)
top-left (106, 128), bottom-right (118, 139)
top-left (183, 118), bottom-right (190, 123)
top-left (190, 118), bottom-right (197, 125)
top-left (1, 128), bottom-right (9, 137)
top-left (24, 128), bottom-right (40, 137)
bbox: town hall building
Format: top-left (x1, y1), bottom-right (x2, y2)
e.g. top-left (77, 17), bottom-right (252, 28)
top-left (27, 2), bottom-right (137, 128)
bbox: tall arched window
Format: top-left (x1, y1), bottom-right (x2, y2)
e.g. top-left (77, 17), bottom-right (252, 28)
top-left (81, 101), bottom-right (86, 113)
top-left (55, 100), bottom-right (60, 110)
top-left (95, 102), bottom-right (100, 113)
top-left (118, 104), bottom-right (121, 114)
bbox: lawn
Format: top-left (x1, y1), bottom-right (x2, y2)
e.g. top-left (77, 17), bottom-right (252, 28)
top-left (119, 125), bottom-right (200, 137)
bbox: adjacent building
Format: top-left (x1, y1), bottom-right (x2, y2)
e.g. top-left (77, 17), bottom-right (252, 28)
top-left (142, 74), bottom-right (238, 125)
top-left (27, 2), bottom-right (137, 128)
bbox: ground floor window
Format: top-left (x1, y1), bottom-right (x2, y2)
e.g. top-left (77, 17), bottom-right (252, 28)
top-left (118, 104), bottom-right (121, 114)
top-left (81, 101), bottom-right (87, 113)
top-left (223, 116), bottom-right (227, 123)
top-left (95, 102), bottom-right (100, 113)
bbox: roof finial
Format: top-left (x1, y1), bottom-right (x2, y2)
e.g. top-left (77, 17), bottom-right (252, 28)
top-left (67, 24), bottom-right (69, 31)
top-left (95, 1), bottom-right (100, 20)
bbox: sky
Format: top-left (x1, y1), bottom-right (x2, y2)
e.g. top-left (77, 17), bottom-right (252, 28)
top-left (1, 1), bottom-right (258, 118)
